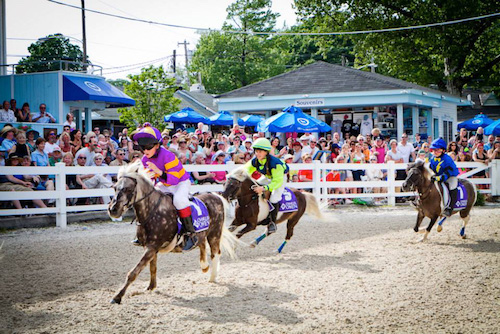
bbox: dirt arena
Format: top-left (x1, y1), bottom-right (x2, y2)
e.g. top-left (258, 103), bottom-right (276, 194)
top-left (0, 206), bottom-right (498, 334)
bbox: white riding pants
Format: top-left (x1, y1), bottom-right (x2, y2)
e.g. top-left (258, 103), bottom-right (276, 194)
top-left (157, 179), bottom-right (191, 210)
top-left (445, 176), bottom-right (458, 191)
top-left (269, 183), bottom-right (285, 203)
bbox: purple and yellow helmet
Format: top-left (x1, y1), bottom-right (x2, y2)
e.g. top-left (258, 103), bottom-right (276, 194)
top-left (132, 123), bottom-right (162, 146)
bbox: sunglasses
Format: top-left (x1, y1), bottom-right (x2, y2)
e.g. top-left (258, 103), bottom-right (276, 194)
top-left (78, 156), bottom-right (87, 159)
top-left (139, 143), bottom-right (156, 151)
top-left (132, 155), bottom-right (140, 158)
top-left (118, 153), bottom-right (125, 156)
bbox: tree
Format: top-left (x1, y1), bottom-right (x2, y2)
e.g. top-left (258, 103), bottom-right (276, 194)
top-left (107, 79), bottom-right (130, 90)
top-left (16, 34), bottom-right (86, 74)
top-left (190, 0), bottom-right (286, 94)
top-left (294, 0), bottom-right (500, 95)
top-left (118, 66), bottom-right (181, 131)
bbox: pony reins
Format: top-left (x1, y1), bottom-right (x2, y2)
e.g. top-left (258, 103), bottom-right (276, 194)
top-left (121, 175), bottom-right (156, 206)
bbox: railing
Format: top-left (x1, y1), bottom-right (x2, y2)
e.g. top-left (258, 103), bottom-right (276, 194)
top-left (1, 61), bottom-right (103, 76)
top-left (0, 160), bottom-right (497, 228)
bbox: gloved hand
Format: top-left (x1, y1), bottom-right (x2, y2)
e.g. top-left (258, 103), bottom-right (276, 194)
top-left (431, 175), bottom-right (440, 182)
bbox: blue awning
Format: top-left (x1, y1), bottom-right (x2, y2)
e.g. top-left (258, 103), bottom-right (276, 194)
top-left (63, 75), bottom-right (135, 106)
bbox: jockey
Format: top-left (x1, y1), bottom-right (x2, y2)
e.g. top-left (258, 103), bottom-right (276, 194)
top-left (132, 123), bottom-right (198, 250)
top-left (429, 138), bottom-right (459, 217)
top-left (244, 138), bottom-right (289, 234)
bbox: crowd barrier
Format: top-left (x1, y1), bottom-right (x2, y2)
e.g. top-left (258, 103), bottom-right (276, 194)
top-left (0, 160), bottom-right (497, 228)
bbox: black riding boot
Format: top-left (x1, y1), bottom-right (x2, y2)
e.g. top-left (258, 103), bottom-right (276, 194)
top-left (181, 215), bottom-right (198, 251)
top-left (267, 204), bottom-right (279, 235)
top-left (444, 188), bottom-right (458, 217)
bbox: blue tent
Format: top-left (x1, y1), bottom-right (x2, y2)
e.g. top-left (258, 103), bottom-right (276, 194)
top-left (256, 106), bottom-right (331, 133)
top-left (457, 114), bottom-right (494, 131)
top-left (209, 111), bottom-right (234, 126)
top-left (484, 119), bottom-right (500, 136)
top-left (238, 114), bottom-right (264, 127)
top-left (164, 107), bottom-right (211, 124)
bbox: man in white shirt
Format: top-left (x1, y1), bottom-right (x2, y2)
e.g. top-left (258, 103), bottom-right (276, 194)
top-left (43, 130), bottom-right (60, 157)
top-left (302, 138), bottom-right (319, 159)
top-left (397, 133), bottom-right (416, 163)
top-left (32, 104), bottom-right (56, 123)
top-left (1, 101), bottom-right (16, 122)
top-left (74, 137), bottom-right (99, 166)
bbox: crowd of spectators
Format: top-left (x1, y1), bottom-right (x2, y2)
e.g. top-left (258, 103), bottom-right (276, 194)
top-left (1, 100), bottom-right (58, 124)
top-left (1, 117), bottom-right (499, 211)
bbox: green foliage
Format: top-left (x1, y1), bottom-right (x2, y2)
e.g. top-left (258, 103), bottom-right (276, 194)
top-left (16, 34), bottom-right (85, 74)
top-left (118, 66), bottom-right (180, 131)
top-left (475, 191), bottom-right (485, 206)
top-left (107, 79), bottom-right (130, 90)
top-left (294, 0), bottom-right (500, 95)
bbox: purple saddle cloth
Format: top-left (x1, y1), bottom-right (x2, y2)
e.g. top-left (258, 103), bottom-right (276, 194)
top-left (177, 197), bottom-right (210, 233)
top-left (445, 182), bottom-right (468, 210)
top-left (267, 187), bottom-right (299, 213)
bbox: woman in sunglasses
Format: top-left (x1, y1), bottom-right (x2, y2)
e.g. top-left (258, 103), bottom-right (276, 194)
top-left (131, 123), bottom-right (197, 250)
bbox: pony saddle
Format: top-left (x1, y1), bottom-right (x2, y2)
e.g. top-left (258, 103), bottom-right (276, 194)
top-left (267, 187), bottom-right (299, 213)
top-left (177, 197), bottom-right (210, 234)
top-left (440, 181), bottom-right (468, 212)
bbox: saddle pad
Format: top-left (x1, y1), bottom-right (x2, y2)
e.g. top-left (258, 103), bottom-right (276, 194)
top-left (442, 182), bottom-right (468, 211)
top-left (270, 187), bottom-right (299, 213)
top-left (177, 197), bottom-right (210, 233)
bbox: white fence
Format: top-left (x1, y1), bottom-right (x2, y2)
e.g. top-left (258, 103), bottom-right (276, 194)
top-left (0, 160), bottom-right (497, 228)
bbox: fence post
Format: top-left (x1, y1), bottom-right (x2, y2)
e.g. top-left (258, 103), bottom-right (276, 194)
top-left (313, 160), bottom-right (322, 201)
top-left (491, 160), bottom-right (499, 196)
top-left (55, 162), bottom-right (67, 228)
top-left (387, 161), bottom-right (396, 206)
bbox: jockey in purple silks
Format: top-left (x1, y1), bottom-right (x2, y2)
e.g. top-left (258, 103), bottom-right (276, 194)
top-left (131, 123), bottom-right (198, 250)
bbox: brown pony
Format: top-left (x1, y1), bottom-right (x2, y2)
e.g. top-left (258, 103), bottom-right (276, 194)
top-left (107, 162), bottom-right (238, 304)
top-left (221, 167), bottom-right (323, 253)
top-left (402, 160), bottom-right (476, 241)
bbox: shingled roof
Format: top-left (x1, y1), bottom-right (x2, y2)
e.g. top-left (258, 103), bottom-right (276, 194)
top-left (218, 61), bottom-right (453, 99)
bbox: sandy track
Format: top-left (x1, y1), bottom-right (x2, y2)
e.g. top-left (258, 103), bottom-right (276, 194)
top-left (0, 206), bottom-right (498, 333)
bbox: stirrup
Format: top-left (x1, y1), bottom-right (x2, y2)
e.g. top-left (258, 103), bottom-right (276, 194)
top-left (267, 221), bottom-right (277, 235)
top-left (443, 208), bottom-right (453, 217)
top-left (182, 235), bottom-right (199, 251)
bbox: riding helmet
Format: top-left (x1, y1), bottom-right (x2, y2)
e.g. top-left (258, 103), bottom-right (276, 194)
top-left (132, 123), bottom-right (162, 146)
top-left (429, 138), bottom-right (447, 150)
top-left (252, 138), bottom-right (272, 151)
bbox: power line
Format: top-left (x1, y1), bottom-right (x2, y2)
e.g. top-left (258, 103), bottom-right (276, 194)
top-left (47, 0), bottom-right (500, 36)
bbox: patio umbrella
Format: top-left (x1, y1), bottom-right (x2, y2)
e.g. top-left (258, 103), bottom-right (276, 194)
top-left (238, 114), bottom-right (264, 127)
top-left (209, 111), bottom-right (234, 126)
top-left (164, 107), bottom-right (211, 124)
top-left (256, 106), bottom-right (331, 133)
top-left (457, 113), bottom-right (494, 131)
top-left (484, 119), bottom-right (500, 136)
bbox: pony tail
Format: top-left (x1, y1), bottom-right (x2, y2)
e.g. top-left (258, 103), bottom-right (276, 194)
top-left (213, 193), bottom-right (247, 259)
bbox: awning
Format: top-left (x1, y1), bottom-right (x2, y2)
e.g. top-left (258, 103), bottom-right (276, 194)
top-left (63, 75), bottom-right (135, 106)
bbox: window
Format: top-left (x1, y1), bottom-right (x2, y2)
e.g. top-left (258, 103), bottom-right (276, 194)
top-left (443, 120), bottom-right (453, 143)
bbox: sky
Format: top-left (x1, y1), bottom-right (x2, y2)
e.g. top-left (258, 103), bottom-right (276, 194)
top-left (6, 0), bottom-right (298, 80)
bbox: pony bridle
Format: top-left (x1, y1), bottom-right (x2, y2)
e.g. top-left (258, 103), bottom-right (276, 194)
top-left (119, 175), bottom-right (156, 210)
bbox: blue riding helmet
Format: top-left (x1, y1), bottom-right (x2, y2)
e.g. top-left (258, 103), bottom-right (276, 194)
top-left (430, 138), bottom-right (447, 150)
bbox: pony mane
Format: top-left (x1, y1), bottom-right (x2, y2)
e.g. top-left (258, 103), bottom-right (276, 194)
top-left (228, 166), bottom-right (250, 182)
top-left (117, 160), bottom-right (154, 185)
top-left (421, 162), bottom-right (433, 180)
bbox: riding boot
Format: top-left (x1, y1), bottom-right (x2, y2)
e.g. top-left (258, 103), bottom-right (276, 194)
top-left (444, 188), bottom-right (458, 217)
top-left (267, 203), bottom-right (279, 235)
top-left (180, 215), bottom-right (198, 251)
top-left (131, 238), bottom-right (142, 246)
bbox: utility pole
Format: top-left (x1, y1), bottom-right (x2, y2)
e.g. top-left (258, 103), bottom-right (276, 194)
top-left (172, 49), bottom-right (176, 73)
top-left (81, 0), bottom-right (88, 71)
top-left (178, 40), bottom-right (190, 86)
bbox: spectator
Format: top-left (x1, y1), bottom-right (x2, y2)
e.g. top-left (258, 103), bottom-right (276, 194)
top-left (329, 143), bottom-right (341, 161)
top-left (70, 129), bottom-right (83, 156)
top-left (169, 134), bottom-right (180, 151)
top-left (129, 150), bottom-right (142, 163)
top-left (31, 138), bottom-right (49, 166)
top-left (298, 154), bottom-right (313, 182)
top-left (188, 135), bottom-right (203, 155)
top-left (397, 133), bottom-right (415, 163)
top-left (350, 142), bottom-right (365, 185)
top-left (32, 103), bottom-right (56, 123)
top-left (16, 102), bottom-right (32, 122)
top-left (211, 150), bottom-right (227, 184)
top-left (473, 143), bottom-right (489, 165)
top-left (63, 112), bottom-right (76, 129)
top-left (269, 137), bottom-right (281, 157)
top-left (118, 135), bottom-right (133, 160)
top-left (161, 131), bottom-right (170, 149)
top-left (292, 141), bottom-right (303, 163)
top-left (49, 146), bottom-right (63, 166)
top-left (476, 127), bottom-right (485, 143)
top-left (484, 135), bottom-right (495, 151)
top-left (110, 148), bottom-right (128, 166)
top-left (62, 125), bottom-right (71, 134)
top-left (1, 126), bottom-right (18, 158)
top-left (10, 99), bottom-right (21, 120)
top-left (43, 130), bottom-right (59, 157)
top-left (203, 137), bottom-right (216, 163)
top-left (229, 124), bottom-right (249, 142)
top-left (191, 152), bottom-right (216, 184)
top-left (279, 137), bottom-right (294, 157)
top-left (227, 136), bottom-right (246, 155)
top-left (365, 154), bottom-right (385, 199)
top-left (76, 153), bottom-right (112, 204)
top-left (447, 141), bottom-right (459, 161)
top-left (302, 137), bottom-right (319, 159)
top-left (9, 131), bottom-right (30, 159)
top-left (58, 131), bottom-right (72, 153)
top-left (74, 136), bottom-right (99, 166)
top-left (93, 126), bottom-right (101, 137)
top-left (98, 134), bottom-right (115, 159)
top-left (177, 136), bottom-right (192, 164)
top-left (488, 141), bottom-right (500, 160)
top-left (0, 100), bottom-right (16, 122)
top-left (26, 129), bottom-right (39, 152)
top-left (243, 138), bottom-right (254, 156)
top-left (84, 131), bottom-right (97, 145)
top-left (232, 153), bottom-right (246, 164)
top-left (103, 129), bottom-right (118, 150)
top-left (416, 149), bottom-right (428, 163)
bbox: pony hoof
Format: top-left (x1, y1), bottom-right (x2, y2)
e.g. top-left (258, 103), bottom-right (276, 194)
top-left (250, 241), bottom-right (257, 248)
top-left (110, 298), bottom-right (121, 304)
top-left (437, 225), bottom-right (442, 233)
top-left (228, 226), bottom-right (237, 232)
top-left (461, 234), bottom-right (467, 239)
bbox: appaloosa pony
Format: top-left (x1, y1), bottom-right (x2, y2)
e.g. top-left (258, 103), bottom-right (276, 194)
top-left (402, 160), bottom-right (476, 241)
top-left (108, 162), bottom-right (238, 304)
top-left (221, 167), bottom-right (323, 253)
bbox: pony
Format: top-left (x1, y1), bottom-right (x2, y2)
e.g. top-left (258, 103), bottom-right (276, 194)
top-left (107, 161), bottom-right (239, 304)
top-left (401, 160), bottom-right (476, 241)
top-left (221, 166), bottom-right (323, 253)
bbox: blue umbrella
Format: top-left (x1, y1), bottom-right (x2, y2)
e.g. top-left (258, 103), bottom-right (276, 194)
top-left (457, 113), bottom-right (494, 131)
top-left (484, 119), bottom-right (500, 136)
top-left (209, 111), bottom-right (234, 126)
top-left (256, 106), bottom-right (331, 133)
top-left (238, 114), bottom-right (265, 127)
top-left (164, 107), bottom-right (211, 124)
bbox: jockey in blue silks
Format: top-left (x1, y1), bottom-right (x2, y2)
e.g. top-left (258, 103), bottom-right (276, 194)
top-left (244, 138), bottom-right (289, 234)
top-left (429, 138), bottom-right (459, 217)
